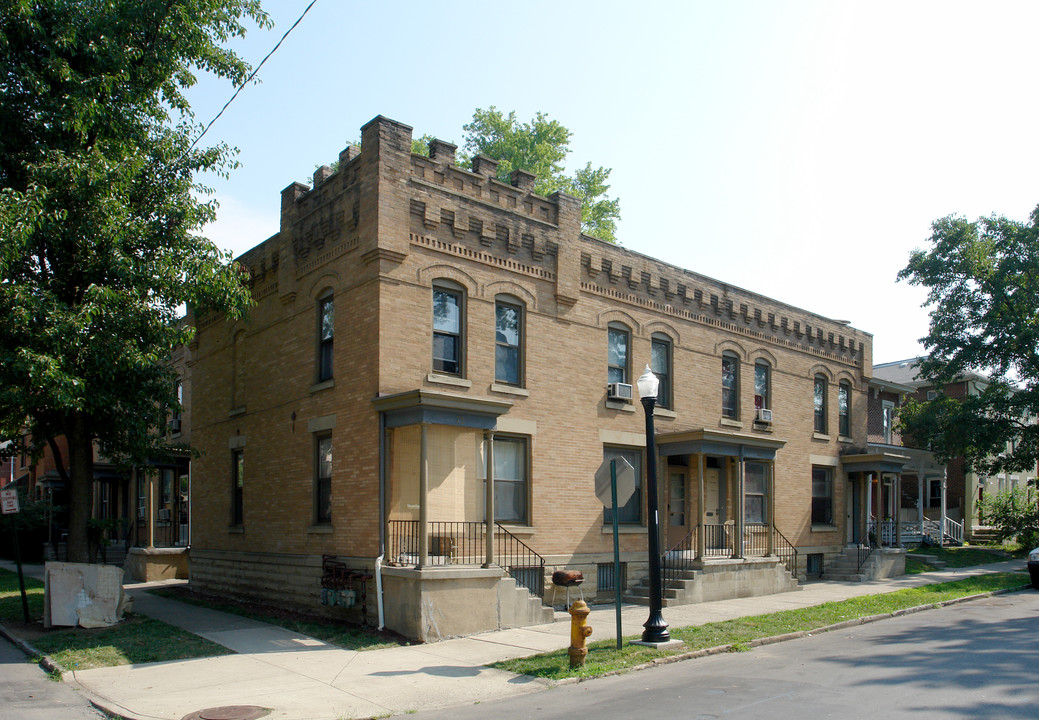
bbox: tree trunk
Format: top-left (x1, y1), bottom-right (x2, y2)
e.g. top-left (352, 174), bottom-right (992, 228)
top-left (66, 412), bottom-right (94, 564)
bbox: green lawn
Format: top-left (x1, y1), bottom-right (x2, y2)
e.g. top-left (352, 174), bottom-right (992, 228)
top-left (905, 545), bottom-right (1016, 574)
top-left (492, 573), bottom-right (1029, 681)
top-left (148, 588), bottom-right (402, 651)
top-left (0, 568), bottom-right (231, 671)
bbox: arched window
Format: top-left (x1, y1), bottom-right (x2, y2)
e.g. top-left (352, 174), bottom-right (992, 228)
top-left (814, 375), bottom-right (828, 434)
top-left (317, 293), bottom-right (334, 382)
top-left (432, 280), bottom-right (465, 376)
top-left (651, 333), bottom-right (672, 409)
top-left (494, 296), bottom-right (524, 386)
top-left (722, 352), bottom-right (739, 419)
top-left (607, 323), bottom-right (631, 385)
top-left (838, 381), bottom-right (851, 437)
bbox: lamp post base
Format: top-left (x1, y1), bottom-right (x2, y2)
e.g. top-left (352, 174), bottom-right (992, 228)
top-left (640, 611), bottom-right (670, 644)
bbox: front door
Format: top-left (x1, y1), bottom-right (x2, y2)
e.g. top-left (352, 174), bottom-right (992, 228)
top-left (846, 477), bottom-right (860, 545)
top-left (703, 467), bottom-right (725, 548)
top-left (667, 470), bottom-right (687, 546)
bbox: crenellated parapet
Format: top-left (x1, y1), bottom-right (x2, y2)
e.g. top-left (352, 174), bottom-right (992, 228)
top-left (578, 239), bottom-right (869, 366)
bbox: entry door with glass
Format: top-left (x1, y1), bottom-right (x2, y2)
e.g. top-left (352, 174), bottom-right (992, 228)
top-left (667, 470), bottom-right (687, 546)
top-left (703, 467), bottom-right (725, 549)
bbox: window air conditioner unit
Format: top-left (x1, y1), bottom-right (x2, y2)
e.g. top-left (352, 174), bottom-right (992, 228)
top-left (756, 408), bottom-right (773, 423)
top-left (607, 382), bottom-right (633, 401)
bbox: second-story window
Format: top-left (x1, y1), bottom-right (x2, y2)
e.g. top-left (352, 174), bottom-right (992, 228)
top-left (882, 400), bottom-right (895, 443)
top-left (432, 283), bottom-right (464, 376)
top-left (814, 375), bottom-right (828, 434)
top-left (838, 381), bottom-right (851, 437)
top-left (651, 334), bottom-right (672, 409)
top-left (315, 435), bottom-right (332, 524)
top-left (754, 361), bottom-right (770, 411)
top-left (607, 324), bottom-right (630, 385)
top-left (318, 295), bottom-right (334, 381)
top-left (231, 449), bottom-right (244, 526)
top-left (495, 298), bottom-right (523, 386)
top-left (722, 353), bottom-right (739, 419)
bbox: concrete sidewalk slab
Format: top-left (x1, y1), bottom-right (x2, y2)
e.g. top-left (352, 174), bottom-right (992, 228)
top-left (0, 557), bottom-right (1029, 720)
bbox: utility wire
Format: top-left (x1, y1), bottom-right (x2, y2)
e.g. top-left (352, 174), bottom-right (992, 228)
top-left (185, 0), bottom-right (319, 155)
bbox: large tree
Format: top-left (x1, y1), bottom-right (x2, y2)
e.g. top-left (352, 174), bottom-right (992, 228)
top-left (0, 0), bottom-right (265, 561)
top-left (897, 206), bottom-right (1039, 477)
top-left (459, 108), bottom-right (621, 243)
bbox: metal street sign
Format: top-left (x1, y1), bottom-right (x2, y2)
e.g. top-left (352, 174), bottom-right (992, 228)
top-left (595, 457), bottom-right (636, 508)
top-left (0, 487), bottom-right (18, 515)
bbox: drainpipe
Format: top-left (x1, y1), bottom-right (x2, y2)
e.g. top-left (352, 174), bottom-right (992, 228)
top-left (375, 412), bottom-right (387, 631)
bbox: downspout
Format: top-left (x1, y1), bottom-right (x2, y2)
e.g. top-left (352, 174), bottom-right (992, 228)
top-left (375, 411), bottom-right (386, 631)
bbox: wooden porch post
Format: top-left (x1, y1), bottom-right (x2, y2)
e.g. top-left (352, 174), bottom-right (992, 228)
top-left (895, 473), bottom-right (903, 547)
top-left (733, 450), bottom-right (745, 559)
top-left (766, 459), bottom-right (775, 555)
top-left (418, 423), bottom-right (429, 568)
top-left (696, 453), bottom-right (706, 561)
top-left (483, 430), bottom-right (495, 568)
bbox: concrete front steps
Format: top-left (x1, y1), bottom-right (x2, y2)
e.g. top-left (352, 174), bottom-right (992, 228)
top-left (499, 577), bottom-right (556, 627)
top-left (624, 557), bottom-right (800, 607)
top-left (824, 546), bottom-right (907, 582)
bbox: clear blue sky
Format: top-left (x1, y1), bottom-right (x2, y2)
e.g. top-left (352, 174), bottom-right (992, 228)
top-left (186, 0), bottom-right (1039, 364)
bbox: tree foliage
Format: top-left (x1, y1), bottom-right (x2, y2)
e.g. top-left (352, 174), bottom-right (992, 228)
top-left (0, 0), bottom-right (266, 561)
top-left (459, 108), bottom-right (621, 243)
top-left (978, 487), bottom-right (1039, 550)
top-left (897, 206), bottom-right (1039, 475)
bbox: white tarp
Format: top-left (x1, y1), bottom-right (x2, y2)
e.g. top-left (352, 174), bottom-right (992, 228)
top-left (43, 562), bottom-right (132, 628)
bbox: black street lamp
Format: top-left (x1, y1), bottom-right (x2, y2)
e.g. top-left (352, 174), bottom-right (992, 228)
top-left (637, 365), bottom-right (669, 644)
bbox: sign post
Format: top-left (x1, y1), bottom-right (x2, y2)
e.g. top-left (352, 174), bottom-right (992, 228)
top-left (595, 457), bottom-right (636, 649)
top-left (1, 487), bottom-right (30, 624)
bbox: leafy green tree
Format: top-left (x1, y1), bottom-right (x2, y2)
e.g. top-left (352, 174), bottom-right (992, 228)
top-left (978, 487), bottom-right (1039, 550)
top-left (460, 108), bottom-right (621, 243)
top-left (0, 0), bottom-right (265, 562)
top-left (897, 206), bottom-right (1039, 475)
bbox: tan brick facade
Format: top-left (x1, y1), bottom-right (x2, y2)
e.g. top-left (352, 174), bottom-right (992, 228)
top-left (187, 115), bottom-right (877, 639)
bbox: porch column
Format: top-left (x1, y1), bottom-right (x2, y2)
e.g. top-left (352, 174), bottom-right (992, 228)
top-left (418, 423), bottom-right (429, 568)
top-left (696, 453), bottom-right (706, 561)
top-left (895, 473), bottom-right (903, 547)
top-left (733, 450), bottom-right (745, 559)
top-left (766, 459), bottom-right (775, 555)
top-left (483, 430), bottom-right (495, 568)
top-left (939, 469), bottom-right (947, 547)
top-left (147, 473), bottom-right (155, 549)
top-left (866, 472), bottom-right (873, 541)
top-left (918, 466), bottom-right (925, 541)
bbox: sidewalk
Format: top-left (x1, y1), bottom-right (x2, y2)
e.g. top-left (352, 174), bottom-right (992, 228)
top-left (0, 558), bottom-right (1029, 720)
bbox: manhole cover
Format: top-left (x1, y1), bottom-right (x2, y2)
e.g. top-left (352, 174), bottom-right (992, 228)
top-left (181, 706), bottom-right (268, 720)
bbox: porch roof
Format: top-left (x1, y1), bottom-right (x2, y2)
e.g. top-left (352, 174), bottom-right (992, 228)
top-left (841, 449), bottom-right (911, 474)
top-left (656, 428), bottom-right (786, 460)
top-left (373, 389), bottom-right (512, 430)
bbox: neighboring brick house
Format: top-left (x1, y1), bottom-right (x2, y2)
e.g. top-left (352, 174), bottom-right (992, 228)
top-left (873, 358), bottom-right (1038, 541)
top-left (187, 115), bottom-right (884, 642)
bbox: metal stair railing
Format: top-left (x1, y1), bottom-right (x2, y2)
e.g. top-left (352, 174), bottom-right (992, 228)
top-left (662, 528), bottom-right (696, 589)
top-left (495, 522), bottom-right (546, 598)
top-left (771, 525), bottom-right (798, 575)
top-left (856, 519), bottom-right (878, 573)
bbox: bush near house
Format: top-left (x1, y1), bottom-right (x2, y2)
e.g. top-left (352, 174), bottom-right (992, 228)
top-left (979, 487), bottom-right (1039, 551)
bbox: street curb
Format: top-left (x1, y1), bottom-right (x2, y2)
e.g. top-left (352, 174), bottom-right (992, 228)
top-left (553, 584), bottom-right (1031, 686)
top-left (0, 620), bottom-right (67, 677)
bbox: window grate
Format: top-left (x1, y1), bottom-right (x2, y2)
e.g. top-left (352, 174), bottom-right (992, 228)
top-left (597, 562), bottom-right (627, 592)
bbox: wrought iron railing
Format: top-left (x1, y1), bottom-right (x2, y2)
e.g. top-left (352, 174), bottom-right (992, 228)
top-left (495, 522), bottom-right (545, 597)
top-left (662, 529), bottom-right (695, 588)
top-left (770, 525), bottom-right (798, 575)
top-left (857, 520), bottom-right (878, 572)
top-left (386, 520), bottom-right (546, 597)
top-left (702, 523), bottom-right (732, 557)
top-left (662, 523), bottom-right (799, 589)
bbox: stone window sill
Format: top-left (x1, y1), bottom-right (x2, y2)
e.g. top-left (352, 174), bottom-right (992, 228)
top-left (602, 525), bottom-right (647, 534)
top-left (427, 373), bottom-right (472, 388)
top-left (490, 383), bottom-right (529, 397)
top-left (310, 379), bottom-right (335, 394)
top-left (308, 524), bottom-right (333, 534)
top-left (605, 400), bottom-right (636, 412)
top-left (720, 418), bottom-right (743, 429)
top-left (228, 406), bottom-right (246, 418)
top-left (228, 525), bottom-right (244, 534)
top-left (813, 432), bottom-right (831, 441)
top-left (654, 408), bottom-right (677, 419)
top-left (811, 524), bottom-right (837, 532)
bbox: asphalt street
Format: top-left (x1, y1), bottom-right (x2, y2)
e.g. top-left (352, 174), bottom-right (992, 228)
top-left (411, 590), bottom-right (1039, 720)
top-left (0, 635), bottom-right (104, 720)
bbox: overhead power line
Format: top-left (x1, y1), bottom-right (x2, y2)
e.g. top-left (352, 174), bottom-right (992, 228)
top-left (186, 0), bottom-right (319, 155)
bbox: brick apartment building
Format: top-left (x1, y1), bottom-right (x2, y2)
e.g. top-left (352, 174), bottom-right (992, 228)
top-left (185, 115), bottom-right (893, 641)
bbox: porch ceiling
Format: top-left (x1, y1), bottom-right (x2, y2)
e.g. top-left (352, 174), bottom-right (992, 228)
top-left (841, 449), bottom-right (911, 474)
top-left (656, 428), bottom-right (786, 460)
top-left (373, 389), bottom-right (512, 429)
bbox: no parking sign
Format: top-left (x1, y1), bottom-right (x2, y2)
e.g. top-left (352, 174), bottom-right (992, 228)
top-left (1, 487), bottom-right (19, 514)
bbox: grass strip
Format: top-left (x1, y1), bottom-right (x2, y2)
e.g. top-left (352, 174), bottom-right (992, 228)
top-left (31, 615), bottom-right (233, 670)
top-left (0, 568), bottom-right (231, 671)
top-left (149, 588), bottom-right (401, 651)
top-left (492, 572), bottom-right (1028, 680)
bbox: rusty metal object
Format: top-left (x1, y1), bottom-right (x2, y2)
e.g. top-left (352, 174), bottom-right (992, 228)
top-left (568, 599), bottom-right (593, 668)
top-left (552, 569), bottom-right (584, 587)
top-left (181, 706), bottom-right (269, 720)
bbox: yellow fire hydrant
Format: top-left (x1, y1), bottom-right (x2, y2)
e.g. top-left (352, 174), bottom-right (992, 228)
top-left (568, 600), bottom-right (592, 668)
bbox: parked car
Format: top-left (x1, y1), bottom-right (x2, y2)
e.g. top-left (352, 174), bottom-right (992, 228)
top-left (1029, 547), bottom-right (1039, 590)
